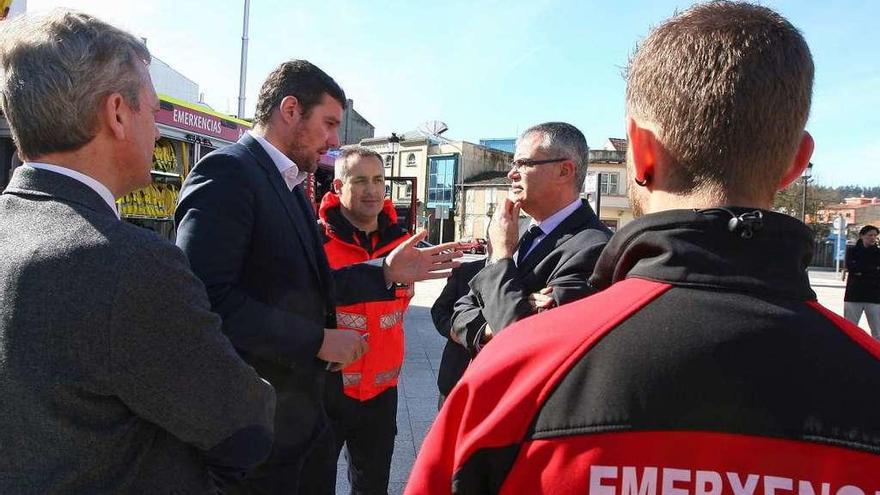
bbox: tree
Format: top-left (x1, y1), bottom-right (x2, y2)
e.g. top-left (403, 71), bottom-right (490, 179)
top-left (836, 185), bottom-right (880, 199)
top-left (773, 180), bottom-right (840, 226)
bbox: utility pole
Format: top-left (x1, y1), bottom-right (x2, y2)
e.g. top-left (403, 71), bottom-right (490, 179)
top-left (237, 0), bottom-right (250, 119)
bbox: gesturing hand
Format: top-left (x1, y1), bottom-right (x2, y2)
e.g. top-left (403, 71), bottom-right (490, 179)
top-left (488, 197), bottom-right (522, 262)
top-left (384, 230), bottom-right (462, 285)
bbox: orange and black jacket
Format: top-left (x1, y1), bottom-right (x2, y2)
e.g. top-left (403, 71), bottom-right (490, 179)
top-left (407, 208), bottom-right (880, 494)
top-left (318, 192), bottom-right (412, 401)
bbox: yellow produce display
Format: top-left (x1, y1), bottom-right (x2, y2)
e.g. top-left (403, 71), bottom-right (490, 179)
top-left (117, 183), bottom-right (179, 218)
top-left (152, 139), bottom-right (178, 173)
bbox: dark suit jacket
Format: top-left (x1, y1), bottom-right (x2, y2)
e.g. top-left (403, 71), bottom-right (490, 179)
top-left (450, 200), bottom-right (612, 353)
top-left (175, 134), bottom-right (392, 488)
top-left (0, 166), bottom-right (275, 494)
top-left (432, 260), bottom-right (486, 396)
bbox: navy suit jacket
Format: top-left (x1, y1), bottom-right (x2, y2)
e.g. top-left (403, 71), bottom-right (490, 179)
top-left (175, 134), bottom-right (392, 463)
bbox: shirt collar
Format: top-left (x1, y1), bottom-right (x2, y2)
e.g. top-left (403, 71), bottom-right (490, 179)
top-left (532, 198), bottom-right (582, 235)
top-left (26, 162), bottom-right (119, 219)
top-left (248, 131), bottom-right (307, 189)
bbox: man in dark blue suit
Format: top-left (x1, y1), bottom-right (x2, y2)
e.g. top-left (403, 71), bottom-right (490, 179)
top-left (175, 60), bottom-right (459, 494)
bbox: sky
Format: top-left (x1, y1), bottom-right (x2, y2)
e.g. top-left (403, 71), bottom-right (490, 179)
top-left (22, 0), bottom-right (880, 187)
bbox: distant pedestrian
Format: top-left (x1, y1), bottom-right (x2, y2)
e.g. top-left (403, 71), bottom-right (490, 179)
top-left (845, 225), bottom-right (880, 336)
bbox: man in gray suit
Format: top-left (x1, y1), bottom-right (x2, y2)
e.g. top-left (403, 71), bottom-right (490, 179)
top-left (0, 11), bottom-right (275, 494)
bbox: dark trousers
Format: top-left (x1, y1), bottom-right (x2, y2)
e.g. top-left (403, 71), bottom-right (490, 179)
top-left (317, 380), bottom-right (398, 495)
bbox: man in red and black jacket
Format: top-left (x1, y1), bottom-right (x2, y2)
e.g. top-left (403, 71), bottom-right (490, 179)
top-left (317, 146), bottom-right (412, 494)
top-left (406, 3), bottom-right (880, 494)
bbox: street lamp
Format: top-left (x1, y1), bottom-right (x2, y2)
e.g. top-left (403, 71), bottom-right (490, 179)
top-left (388, 132), bottom-right (401, 199)
top-left (801, 161), bottom-right (813, 222)
top-left (485, 202), bottom-right (495, 237)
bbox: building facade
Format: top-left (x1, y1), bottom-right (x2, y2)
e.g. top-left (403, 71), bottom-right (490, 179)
top-left (479, 138), bottom-right (516, 154)
top-left (816, 197), bottom-right (880, 234)
top-left (149, 57), bottom-right (200, 105)
top-left (340, 99), bottom-right (375, 146)
top-left (586, 145), bottom-right (632, 231)
top-left (356, 134), bottom-right (511, 243)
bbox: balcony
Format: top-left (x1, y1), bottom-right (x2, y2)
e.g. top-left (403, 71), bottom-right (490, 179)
top-left (600, 195), bottom-right (631, 208)
top-left (589, 149), bottom-right (626, 163)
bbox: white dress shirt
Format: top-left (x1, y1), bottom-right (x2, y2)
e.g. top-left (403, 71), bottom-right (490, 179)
top-left (249, 131), bottom-right (308, 190)
top-left (26, 162), bottom-right (120, 219)
top-left (514, 198), bottom-right (582, 264)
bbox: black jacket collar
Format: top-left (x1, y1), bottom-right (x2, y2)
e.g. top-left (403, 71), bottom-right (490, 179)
top-left (589, 208), bottom-right (816, 301)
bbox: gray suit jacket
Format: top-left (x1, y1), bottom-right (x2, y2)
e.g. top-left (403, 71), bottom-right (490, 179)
top-left (0, 166), bottom-right (276, 494)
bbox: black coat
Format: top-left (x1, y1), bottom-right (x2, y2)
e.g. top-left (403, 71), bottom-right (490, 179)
top-left (431, 260), bottom-right (486, 396)
top-left (175, 133), bottom-right (392, 492)
top-left (845, 242), bottom-right (880, 303)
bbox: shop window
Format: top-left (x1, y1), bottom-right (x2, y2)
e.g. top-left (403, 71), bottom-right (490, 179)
top-left (394, 183), bottom-right (412, 199)
top-left (600, 172), bottom-right (620, 195)
top-left (427, 155), bottom-right (457, 208)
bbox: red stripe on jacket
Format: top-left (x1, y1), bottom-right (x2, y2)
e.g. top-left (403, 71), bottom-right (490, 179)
top-left (405, 278), bottom-right (672, 494)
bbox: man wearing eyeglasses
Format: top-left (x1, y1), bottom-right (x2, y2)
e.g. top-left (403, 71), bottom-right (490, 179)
top-left (449, 122), bottom-right (612, 354)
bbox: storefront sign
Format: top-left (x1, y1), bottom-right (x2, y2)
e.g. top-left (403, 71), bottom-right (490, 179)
top-left (156, 96), bottom-right (249, 142)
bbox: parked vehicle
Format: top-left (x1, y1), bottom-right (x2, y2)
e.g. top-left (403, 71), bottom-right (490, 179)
top-left (457, 238), bottom-right (487, 254)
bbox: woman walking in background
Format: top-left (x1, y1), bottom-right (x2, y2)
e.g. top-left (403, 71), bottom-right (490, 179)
top-left (845, 225), bottom-right (880, 337)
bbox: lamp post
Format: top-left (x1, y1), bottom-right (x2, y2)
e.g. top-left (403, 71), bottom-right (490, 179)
top-left (388, 132), bottom-right (401, 200)
top-left (801, 162), bottom-right (813, 222)
top-left (237, 0), bottom-right (250, 119)
top-left (485, 201), bottom-right (495, 236)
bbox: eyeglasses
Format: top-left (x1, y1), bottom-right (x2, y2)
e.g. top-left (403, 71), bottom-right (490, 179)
top-left (509, 157), bottom-right (569, 171)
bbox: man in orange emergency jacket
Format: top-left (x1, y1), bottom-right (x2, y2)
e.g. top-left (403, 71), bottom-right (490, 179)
top-left (317, 146), bottom-right (412, 494)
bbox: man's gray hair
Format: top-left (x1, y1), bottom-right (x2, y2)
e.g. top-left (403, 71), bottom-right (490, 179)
top-left (0, 10), bottom-right (151, 159)
top-left (519, 122), bottom-right (589, 192)
top-left (334, 146), bottom-right (384, 181)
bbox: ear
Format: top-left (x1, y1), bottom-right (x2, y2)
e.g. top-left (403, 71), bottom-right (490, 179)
top-left (627, 116), bottom-right (659, 186)
top-left (777, 131), bottom-right (814, 190)
top-left (103, 93), bottom-right (128, 140)
top-left (278, 95), bottom-right (301, 125)
top-left (558, 159), bottom-right (575, 182)
top-left (332, 178), bottom-right (343, 194)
